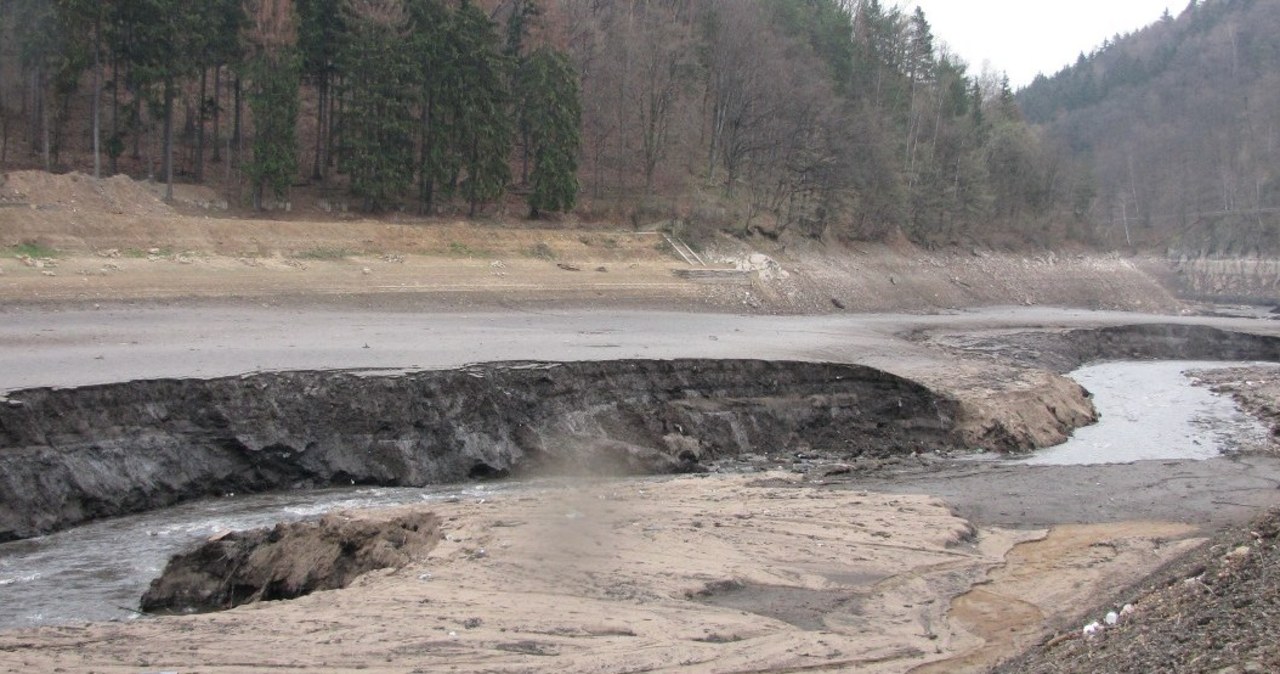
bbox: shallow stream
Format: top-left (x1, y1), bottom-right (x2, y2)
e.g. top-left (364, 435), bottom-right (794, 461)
top-left (1016, 361), bottom-right (1271, 465)
top-left (0, 482), bottom-right (525, 629)
top-left (0, 360), bottom-right (1270, 631)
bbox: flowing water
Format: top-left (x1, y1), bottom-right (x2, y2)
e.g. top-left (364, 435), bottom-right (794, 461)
top-left (0, 360), bottom-right (1271, 631)
top-left (1016, 361), bottom-right (1271, 466)
top-left (0, 482), bottom-right (527, 630)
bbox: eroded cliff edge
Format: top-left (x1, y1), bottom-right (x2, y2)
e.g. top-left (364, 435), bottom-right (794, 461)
top-left (0, 359), bottom-right (969, 541)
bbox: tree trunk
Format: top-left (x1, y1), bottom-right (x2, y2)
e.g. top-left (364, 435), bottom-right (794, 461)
top-left (92, 12), bottom-right (102, 179)
top-left (468, 134), bottom-right (479, 217)
top-left (195, 68), bottom-right (206, 182)
top-left (418, 93), bottom-right (433, 213)
top-left (41, 72), bottom-right (50, 172)
top-left (312, 73), bottom-right (327, 181)
top-left (325, 79), bottom-right (335, 171)
top-left (130, 72), bottom-right (142, 161)
top-left (110, 51), bottom-right (119, 175)
top-left (520, 121), bottom-right (530, 186)
top-left (28, 69), bottom-right (38, 157)
top-left (233, 76), bottom-right (243, 164)
top-left (212, 66), bottom-right (222, 162)
top-left (164, 76), bottom-right (175, 202)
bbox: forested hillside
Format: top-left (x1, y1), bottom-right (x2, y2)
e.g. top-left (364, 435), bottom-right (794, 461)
top-left (1020, 0), bottom-right (1280, 255)
top-left (0, 0), bottom-right (1084, 247)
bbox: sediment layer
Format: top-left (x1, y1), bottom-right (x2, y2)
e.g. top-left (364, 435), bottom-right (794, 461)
top-left (0, 359), bottom-right (958, 541)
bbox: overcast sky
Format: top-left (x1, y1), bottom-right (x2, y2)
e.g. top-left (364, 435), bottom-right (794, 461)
top-left (907, 1), bottom-right (1175, 88)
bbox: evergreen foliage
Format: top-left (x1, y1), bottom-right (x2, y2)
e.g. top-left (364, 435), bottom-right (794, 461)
top-left (407, 0), bottom-right (459, 212)
top-left (520, 47), bottom-right (581, 216)
top-left (298, 0), bottom-right (344, 180)
top-left (245, 57), bottom-right (300, 206)
top-left (450, 1), bottom-right (513, 217)
top-left (337, 1), bottom-right (416, 212)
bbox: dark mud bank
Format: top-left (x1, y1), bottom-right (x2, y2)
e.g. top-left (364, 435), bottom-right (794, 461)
top-left (141, 511), bottom-right (441, 614)
top-left (0, 359), bottom-right (959, 541)
top-left (948, 324), bottom-right (1280, 373)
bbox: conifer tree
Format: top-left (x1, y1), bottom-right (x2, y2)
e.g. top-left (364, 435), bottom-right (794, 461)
top-left (244, 0), bottom-right (301, 209)
top-left (520, 47), bottom-right (580, 217)
top-left (338, 0), bottom-right (416, 211)
top-left (450, 0), bottom-right (512, 216)
top-left (407, 0), bottom-right (454, 213)
top-left (112, 0), bottom-right (202, 200)
top-left (298, 0), bottom-right (345, 181)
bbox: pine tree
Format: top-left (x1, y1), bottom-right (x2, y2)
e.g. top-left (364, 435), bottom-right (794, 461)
top-left (520, 47), bottom-right (580, 217)
top-left (244, 0), bottom-right (301, 209)
top-left (190, 0), bottom-right (246, 182)
top-left (112, 0), bottom-right (202, 200)
top-left (450, 0), bottom-right (512, 217)
top-left (53, 0), bottom-right (106, 177)
top-left (15, 0), bottom-right (78, 171)
top-left (338, 0), bottom-right (416, 212)
top-left (505, 0), bottom-right (540, 185)
top-left (407, 0), bottom-right (454, 213)
top-left (298, 0), bottom-right (345, 181)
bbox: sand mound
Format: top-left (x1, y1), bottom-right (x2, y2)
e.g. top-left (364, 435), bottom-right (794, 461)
top-left (2, 170), bottom-right (174, 216)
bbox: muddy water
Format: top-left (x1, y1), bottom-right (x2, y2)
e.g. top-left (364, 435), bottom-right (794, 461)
top-left (1018, 361), bottom-right (1271, 465)
top-left (0, 482), bottom-right (527, 630)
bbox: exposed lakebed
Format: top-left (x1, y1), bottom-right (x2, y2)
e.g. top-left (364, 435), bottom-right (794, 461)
top-left (0, 360), bottom-right (1270, 630)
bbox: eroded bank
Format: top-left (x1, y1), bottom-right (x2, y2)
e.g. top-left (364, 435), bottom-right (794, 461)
top-left (0, 359), bottom-right (960, 541)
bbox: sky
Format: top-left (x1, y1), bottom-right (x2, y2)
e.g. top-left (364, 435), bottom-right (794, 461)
top-left (908, 1), bottom-right (1176, 88)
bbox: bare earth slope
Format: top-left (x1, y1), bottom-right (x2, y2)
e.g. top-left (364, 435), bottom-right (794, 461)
top-left (0, 171), bottom-right (1182, 313)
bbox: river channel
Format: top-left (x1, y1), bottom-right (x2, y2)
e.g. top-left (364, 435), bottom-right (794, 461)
top-left (0, 360), bottom-right (1270, 631)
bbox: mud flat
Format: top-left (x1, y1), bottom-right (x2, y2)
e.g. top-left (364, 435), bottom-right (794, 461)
top-left (0, 474), bottom-right (1057, 673)
top-left (2, 310), bottom-right (1280, 672)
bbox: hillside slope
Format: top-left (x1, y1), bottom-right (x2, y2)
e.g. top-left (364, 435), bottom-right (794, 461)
top-left (1019, 0), bottom-right (1280, 255)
